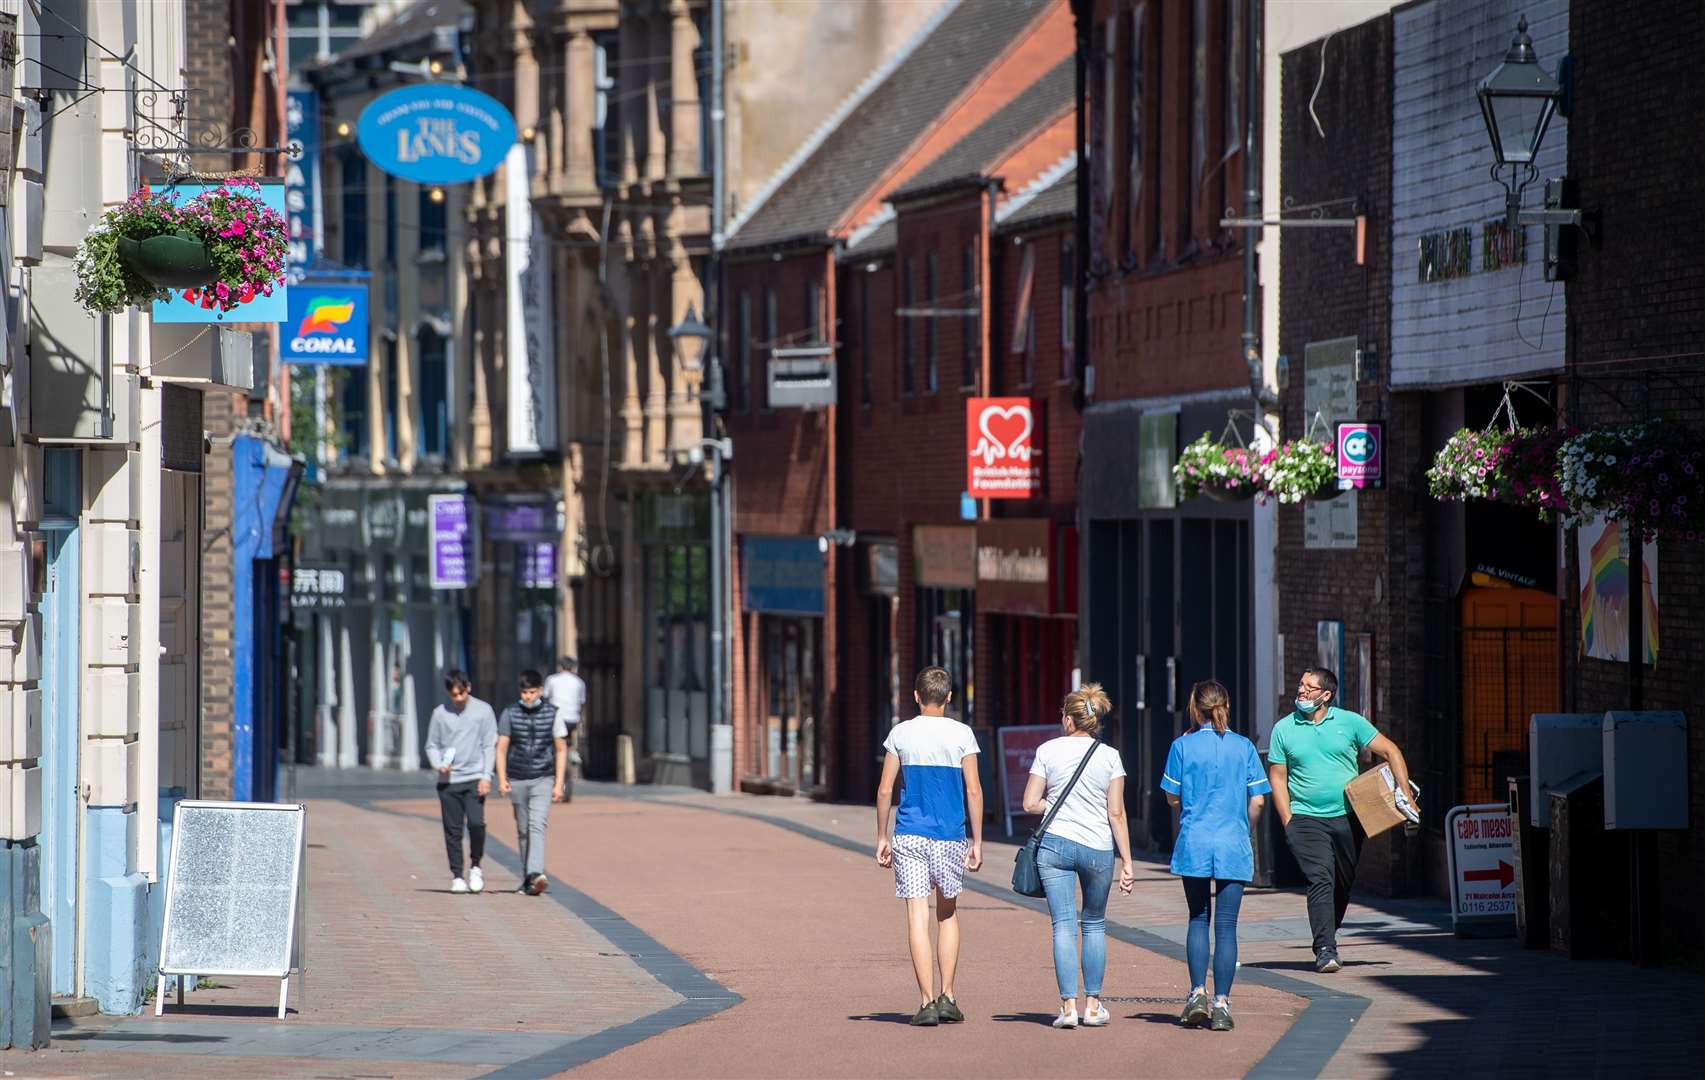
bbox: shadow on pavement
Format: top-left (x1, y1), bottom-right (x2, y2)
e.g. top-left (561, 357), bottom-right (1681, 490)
top-left (1127, 1012), bottom-right (1188, 1025)
top-left (846, 1012), bottom-right (920, 1024)
top-left (58, 1030), bottom-right (231, 1043)
top-left (988, 1012), bottom-right (1063, 1025)
top-left (1246, 959), bottom-right (1392, 972)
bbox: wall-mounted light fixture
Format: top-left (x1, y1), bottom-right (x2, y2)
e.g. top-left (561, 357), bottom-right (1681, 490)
top-left (1478, 17), bottom-right (1593, 278)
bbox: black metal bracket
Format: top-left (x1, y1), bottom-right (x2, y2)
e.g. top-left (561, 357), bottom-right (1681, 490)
top-left (1220, 195), bottom-right (1363, 230)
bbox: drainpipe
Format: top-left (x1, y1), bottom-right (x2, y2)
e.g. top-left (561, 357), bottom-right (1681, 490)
top-left (1242, 0), bottom-right (1275, 414)
top-left (707, 0), bottom-right (734, 793)
top-left (1071, 0), bottom-right (1090, 410)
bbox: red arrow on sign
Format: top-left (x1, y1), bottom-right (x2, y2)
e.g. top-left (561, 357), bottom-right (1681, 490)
top-left (1464, 860), bottom-right (1514, 889)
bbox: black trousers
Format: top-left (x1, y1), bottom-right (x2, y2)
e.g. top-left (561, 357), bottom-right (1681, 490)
top-left (1284, 814), bottom-right (1363, 956)
top-left (437, 780), bottom-right (487, 878)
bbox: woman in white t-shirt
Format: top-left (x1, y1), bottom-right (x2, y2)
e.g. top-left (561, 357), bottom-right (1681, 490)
top-left (1021, 684), bottom-right (1137, 1029)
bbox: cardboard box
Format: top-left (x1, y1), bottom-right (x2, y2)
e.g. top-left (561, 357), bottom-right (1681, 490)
top-left (1345, 765), bottom-right (1420, 838)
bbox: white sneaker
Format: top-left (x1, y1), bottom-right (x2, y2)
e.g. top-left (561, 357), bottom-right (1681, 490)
top-left (1052, 1005), bottom-right (1078, 1029)
top-left (1081, 1004), bottom-right (1110, 1027)
top-left (467, 867), bottom-right (485, 894)
top-left (450, 877), bottom-right (469, 894)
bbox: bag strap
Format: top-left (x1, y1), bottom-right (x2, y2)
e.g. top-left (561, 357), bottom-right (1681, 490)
top-left (1032, 739), bottom-right (1101, 845)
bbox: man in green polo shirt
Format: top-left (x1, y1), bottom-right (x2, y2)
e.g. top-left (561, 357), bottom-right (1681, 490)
top-left (1267, 667), bottom-right (1415, 973)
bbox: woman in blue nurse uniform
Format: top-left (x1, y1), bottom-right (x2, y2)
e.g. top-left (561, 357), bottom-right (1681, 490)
top-left (1161, 679), bottom-right (1271, 1032)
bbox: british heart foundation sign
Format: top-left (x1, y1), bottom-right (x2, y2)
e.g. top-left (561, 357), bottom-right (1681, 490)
top-left (967, 397), bottom-right (1042, 499)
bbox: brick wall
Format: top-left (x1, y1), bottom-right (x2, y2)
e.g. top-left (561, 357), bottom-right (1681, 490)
top-left (199, 391), bottom-right (240, 799)
top-left (1276, 15), bottom-right (1434, 896)
top-left (1564, 0), bottom-right (1705, 967)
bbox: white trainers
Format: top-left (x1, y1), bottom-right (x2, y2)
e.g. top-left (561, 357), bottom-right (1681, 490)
top-left (1052, 1004), bottom-right (1079, 1029)
top-left (1081, 1004), bottom-right (1110, 1027)
top-left (467, 867), bottom-right (485, 894)
top-left (450, 877), bottom-right (469, 894)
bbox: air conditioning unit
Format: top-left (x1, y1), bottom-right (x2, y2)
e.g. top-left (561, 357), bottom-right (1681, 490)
top-left (768, 344), bottom-right (835, 408)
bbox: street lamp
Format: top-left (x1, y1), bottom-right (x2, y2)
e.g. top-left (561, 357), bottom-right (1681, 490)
top-left (1477, 16), bottom-right (1588, 276)
top-left (667, 303), bottom-right (733, 795)
top-left (668, 304), bottom-right (712, 372)
top-left (1477, 17), bottom-right (1560, 233)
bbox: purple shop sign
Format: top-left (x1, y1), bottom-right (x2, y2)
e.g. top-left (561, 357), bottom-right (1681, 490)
top-left (520, 542), bottom-right (556, 589)
top-left (484, 500), bottom-right (557, 542)
top-left (429, 493), bottom-right (475, 589)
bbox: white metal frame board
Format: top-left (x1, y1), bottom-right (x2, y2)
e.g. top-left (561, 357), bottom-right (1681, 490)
top-left (155, 800), bottom-right (307, 1019)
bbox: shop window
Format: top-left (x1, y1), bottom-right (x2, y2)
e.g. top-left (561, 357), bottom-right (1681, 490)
top-left (804, 276), bottom-right (820, 342)
top-left (924, 252), bottom-right (938, 393)
top-left (900, 257), bottom-right (915, 395)
top-left (913, 587), bottom-right (974, 727)
top-left (734, 290), bottom-right (751, 412)
top-left (758, 616), bottom-right (823, 790)
top-left (383, 172), bottom-right (397, 265)
top-left (418, 185), bottom-right (447, 256)
top-left (382, 336), bottom-right (399, 464)
top-left (961, 241), bottom-right (977, 390)
top-left (1060, 237), bottom-right (1076, 380)
top-left (594, 32), bottom-right (620, 188)
top-left (859, 273), bottom-right (873, 408)
top-left (338, 147), bottom-right (366, 270)
top-left (339, 365), bottom-right (368, 464)
top-left (762, 287), bottom-right (777, 409)
top-left (1012, 243), bottom-right (1036, 387)
top-left (417, 327), bottom-right (448, 461)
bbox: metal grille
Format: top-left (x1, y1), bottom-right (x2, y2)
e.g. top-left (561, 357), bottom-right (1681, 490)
top-left (1458, 626), bottom-right (1558, 805)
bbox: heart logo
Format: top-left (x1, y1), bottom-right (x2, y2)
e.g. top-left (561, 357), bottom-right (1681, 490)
top-left (974, 404), bottom-right (1034, 466)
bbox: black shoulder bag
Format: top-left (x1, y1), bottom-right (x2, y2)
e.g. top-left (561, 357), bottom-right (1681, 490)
top-left (1011, 740), bottom-right (1100, 898)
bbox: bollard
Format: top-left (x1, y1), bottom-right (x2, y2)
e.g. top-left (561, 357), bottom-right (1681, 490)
top-left (710, 724), bottom-right (733, 795)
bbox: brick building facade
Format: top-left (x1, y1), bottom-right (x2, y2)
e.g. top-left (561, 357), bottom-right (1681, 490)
top-left (1076, 0), bottom-right (1268, 854)
top-left (1561, 0), bottom-right (1705, 966)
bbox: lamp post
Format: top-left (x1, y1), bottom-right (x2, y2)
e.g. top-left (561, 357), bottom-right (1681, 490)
top-left (1477, 17), bottom-right (1583, 240)
top-left (669, 305), bottom-right (734, 795)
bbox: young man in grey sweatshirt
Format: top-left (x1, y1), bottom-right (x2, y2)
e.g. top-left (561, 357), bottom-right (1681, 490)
top-left (424, 670), bottom-right (499, 894)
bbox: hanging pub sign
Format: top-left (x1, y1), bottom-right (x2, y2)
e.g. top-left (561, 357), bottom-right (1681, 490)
top-left (356, 83), bottom-right (517, 184)
top-left (966, 397), bottom-right (1042, 499)
top-left (1336, 421), bottom-right (1384, 490)
top-left (281, 279), bottom-right (369, 365)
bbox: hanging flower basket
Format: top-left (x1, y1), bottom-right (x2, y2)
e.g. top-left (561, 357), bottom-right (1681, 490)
top-left (1173, 433), bottom-right (1264, 502)
top-left (1427, 427), bottom-right (1511, 502)
top-left (74, 178), bottom-right (287, 316)
top-left (1260, 440), bottom-right (1339, 504)
top-left (1556, 421), bottom-right (1705, 538)
top-left (115, 230), bottom-right (217, 289)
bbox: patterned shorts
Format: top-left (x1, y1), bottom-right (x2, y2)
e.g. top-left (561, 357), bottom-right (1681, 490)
top-left (892, 834), bottom-right (969, 900)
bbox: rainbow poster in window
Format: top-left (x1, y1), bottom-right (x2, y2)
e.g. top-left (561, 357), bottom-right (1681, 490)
top-left (1577, 515), bottom-right (1658, 665)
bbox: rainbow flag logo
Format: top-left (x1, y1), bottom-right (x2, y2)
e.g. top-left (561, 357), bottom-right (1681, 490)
top-left (297, 296), bottom-right (356, 336)
top-left (1579, 520), bottom-right (1658, 663)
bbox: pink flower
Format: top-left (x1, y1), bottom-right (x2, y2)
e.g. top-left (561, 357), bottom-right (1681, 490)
top-left (215, 283), bottom-right (230, 300)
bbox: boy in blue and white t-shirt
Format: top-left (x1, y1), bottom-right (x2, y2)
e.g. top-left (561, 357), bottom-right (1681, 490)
top-left (876, 666), bottom-right (984, 1027)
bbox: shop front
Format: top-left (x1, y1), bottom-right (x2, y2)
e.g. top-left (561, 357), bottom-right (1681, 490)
top-left (1082, 398), bottom-right (1257, 851)
top-left (296, 480), bottom-right (469, 770)
top-left (856, 537), bottom-right (901, 794)
top-left (741, 535), bottom-right (828, 794)
top-left (634, 491), bottom-right (712, 787)
top-left (977, 518), bottom-right (1078, 729)
top-left (910, 524), bottom-right (978, 727)
top-left (477, 498), bottom-right (561, 690)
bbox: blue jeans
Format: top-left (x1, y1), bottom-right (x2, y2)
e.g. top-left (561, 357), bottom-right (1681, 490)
top-left (1182, 877), bottom-right (1245, 996)
top-left (1037, 836), bottom-right (1115, 998)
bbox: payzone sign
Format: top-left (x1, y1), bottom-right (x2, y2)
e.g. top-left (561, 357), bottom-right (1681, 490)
top-left (1336, 421), bottom-right (1384, 489)
top-left (282, 284), bottom-right (368, 365)
top-left (967, 397), bottom-right (1042, 499)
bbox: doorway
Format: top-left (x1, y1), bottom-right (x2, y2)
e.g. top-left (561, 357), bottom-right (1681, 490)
top-left (39, 448), bottom-right (80, 996)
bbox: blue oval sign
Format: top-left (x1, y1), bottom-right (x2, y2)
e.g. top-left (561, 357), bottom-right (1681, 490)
top-left (356, 83), bottom-right (517, 184)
